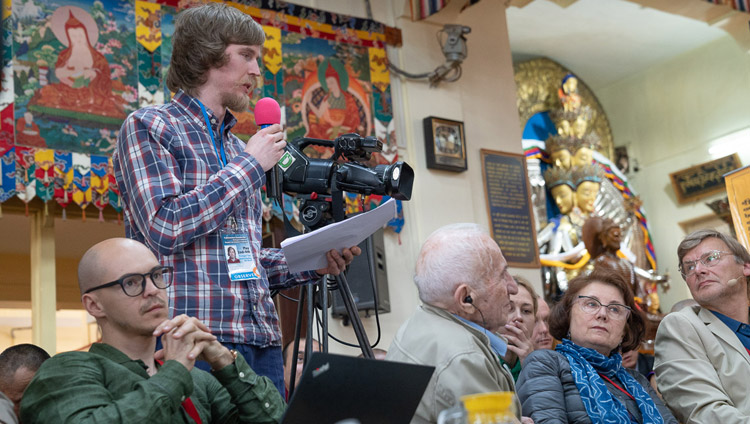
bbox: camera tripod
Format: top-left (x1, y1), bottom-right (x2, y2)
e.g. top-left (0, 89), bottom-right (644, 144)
top-left (284, 185), bottom-right (378, 397)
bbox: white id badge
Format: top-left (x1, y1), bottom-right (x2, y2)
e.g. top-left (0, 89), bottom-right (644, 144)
top-left (221, 223), bottom-right (261, 281)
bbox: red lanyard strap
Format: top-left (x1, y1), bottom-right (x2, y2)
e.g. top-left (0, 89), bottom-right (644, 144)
top-left (598, 372), bottom-right (635, 402)
top-left (155, 359), bottom-right (203, 424)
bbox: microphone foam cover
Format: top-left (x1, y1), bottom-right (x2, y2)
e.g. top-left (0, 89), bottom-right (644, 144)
top-left (254, 97), bottom-right (281, 126)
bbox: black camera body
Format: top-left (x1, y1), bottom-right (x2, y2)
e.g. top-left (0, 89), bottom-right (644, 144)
top-left (276, 133), bottom-right (413, 228)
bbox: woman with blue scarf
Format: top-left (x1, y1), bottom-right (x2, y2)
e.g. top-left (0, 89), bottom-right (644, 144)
top-left (516, 268), bottom-right (677, 423)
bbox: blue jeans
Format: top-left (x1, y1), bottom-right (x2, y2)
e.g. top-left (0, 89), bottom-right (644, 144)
top-left (155, 337), bottom-right (285, 397)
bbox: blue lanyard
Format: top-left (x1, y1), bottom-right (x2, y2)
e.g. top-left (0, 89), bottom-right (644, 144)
top-left (196, 100), bottom-right (227, 167)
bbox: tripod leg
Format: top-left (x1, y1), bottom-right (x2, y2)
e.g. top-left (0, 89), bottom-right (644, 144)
top-left (336, 273), bottom-right (375, 358)
top-left (289, 286), bottom-right (306, 397)
top-left (304, 281), bottom-right (314, 367)
top-left (319, 277), bottom-right (329, 352)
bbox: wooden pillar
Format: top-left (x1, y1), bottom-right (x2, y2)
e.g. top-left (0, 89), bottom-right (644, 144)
top-left (30, 211), bottom-right (56, 354)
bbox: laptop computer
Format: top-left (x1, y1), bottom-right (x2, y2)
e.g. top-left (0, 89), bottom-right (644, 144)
top-left (282, 352), bottom-right (435, 424)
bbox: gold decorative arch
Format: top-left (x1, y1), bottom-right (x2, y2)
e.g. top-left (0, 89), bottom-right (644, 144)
top-left (513, 57), bottom-right (614, 160)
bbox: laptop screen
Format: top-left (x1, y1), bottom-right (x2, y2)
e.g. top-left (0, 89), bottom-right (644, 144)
top-left (282, 352), bottom-right (435, 424)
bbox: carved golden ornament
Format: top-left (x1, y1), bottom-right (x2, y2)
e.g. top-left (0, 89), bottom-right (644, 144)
top-left (514, 58), bottom-right (614, 160)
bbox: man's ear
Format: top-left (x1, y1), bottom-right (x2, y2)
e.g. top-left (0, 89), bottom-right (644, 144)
top-left (82, 294), bottom-right (106, 319)
top-left (453, 284), bottom-right (474, 314)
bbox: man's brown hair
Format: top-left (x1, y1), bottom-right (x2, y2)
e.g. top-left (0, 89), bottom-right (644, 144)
top-left (166, 3), bottom-right (265, 96)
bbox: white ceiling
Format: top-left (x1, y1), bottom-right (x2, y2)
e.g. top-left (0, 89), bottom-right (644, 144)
top-left (506, 0), bottom-right (729, 90)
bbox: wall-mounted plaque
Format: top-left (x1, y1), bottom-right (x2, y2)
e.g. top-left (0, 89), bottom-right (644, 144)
top-left (725, 164), bottom-right (750, 250)
top-left (669, 154), bottom-right (741, 204)
top-left (423, 117), bottom-right (467, 172)
top-left (480, 149), bottom-right (540, 268)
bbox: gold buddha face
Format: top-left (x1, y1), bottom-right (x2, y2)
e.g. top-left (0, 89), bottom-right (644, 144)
top-left (572, 146), bottom-right (594, 167)
top-left (557, 120), bottom-right (572, 137)
top-left (573, 116), bottom-right (588, 138)
top-left (550, 149), bottom-right (572, 169)
top-left (550, 184), bottom-right (575, 215)
top-left (576, 181), bottom-right (600, 214)
top-left (563, 76), bottom-right (578, 95)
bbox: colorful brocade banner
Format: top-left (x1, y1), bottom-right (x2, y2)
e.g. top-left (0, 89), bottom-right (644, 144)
top-left (0, 0), bottom-right (403, 231)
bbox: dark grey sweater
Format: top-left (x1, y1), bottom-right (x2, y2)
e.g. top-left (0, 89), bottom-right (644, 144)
top-left (517, 349), bottom-right (677, 424)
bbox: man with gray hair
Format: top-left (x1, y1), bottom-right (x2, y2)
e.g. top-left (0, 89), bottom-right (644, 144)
top-left (654, 229), bottom-right (750, 423)
top-left (386, 223), bottom-right (521, 423)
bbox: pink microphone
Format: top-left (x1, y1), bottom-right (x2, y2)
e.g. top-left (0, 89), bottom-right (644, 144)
top-left (254, 97), bottom-right (281, 129)
top-left (254, 98), bottom-right (283, 201)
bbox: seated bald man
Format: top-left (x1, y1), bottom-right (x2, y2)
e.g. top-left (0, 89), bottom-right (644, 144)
top-left (20, 238), bottom-right (284, 423)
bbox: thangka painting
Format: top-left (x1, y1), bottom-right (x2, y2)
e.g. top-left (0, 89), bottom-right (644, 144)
top-left (1, 0), bottom-right (399, 225)
top-left (12, 0), bottom-right (137, 154)
top-left (245, 2), bottom-right (397, 167)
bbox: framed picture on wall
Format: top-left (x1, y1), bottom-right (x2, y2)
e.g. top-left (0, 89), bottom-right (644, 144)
top-left (423, 116), bottom-right (467, 172)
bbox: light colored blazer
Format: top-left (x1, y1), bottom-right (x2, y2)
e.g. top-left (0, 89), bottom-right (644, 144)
top-left (386, 304), bottom-right (519, 424)
top-left (654, 305), bottom-right (750, 424)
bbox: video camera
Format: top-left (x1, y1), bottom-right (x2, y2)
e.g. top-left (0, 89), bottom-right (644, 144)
top-left (275, 133), bottom-right (414, 229)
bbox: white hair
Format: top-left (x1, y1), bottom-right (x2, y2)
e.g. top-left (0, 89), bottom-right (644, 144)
top-left (414, 223), bottom-right (502, 304)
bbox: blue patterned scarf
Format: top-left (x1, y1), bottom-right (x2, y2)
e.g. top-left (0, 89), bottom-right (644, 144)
top-left (556, 339), bottom-right (664, 424)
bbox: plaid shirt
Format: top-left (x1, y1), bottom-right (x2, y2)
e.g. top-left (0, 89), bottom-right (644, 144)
top-left (113, 91), bottom-right (317, 347)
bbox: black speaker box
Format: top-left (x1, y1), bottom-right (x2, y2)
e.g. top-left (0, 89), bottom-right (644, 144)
top-left (331, 228), bottom-right (390, 317)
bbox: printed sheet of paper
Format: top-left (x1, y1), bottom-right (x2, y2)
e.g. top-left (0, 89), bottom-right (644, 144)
top-left (281, 198), bottom-right (397, 273)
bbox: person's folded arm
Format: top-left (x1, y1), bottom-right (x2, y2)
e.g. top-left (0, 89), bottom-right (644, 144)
top-left (207, 354), bottom-right (285, 423)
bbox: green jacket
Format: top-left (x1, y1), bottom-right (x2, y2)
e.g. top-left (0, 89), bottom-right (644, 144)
top-left (20, 343), bottom-right (284, 423)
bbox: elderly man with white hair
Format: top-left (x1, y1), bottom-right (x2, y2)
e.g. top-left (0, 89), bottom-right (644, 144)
top-left (386, 223), bottom-right (523, 423)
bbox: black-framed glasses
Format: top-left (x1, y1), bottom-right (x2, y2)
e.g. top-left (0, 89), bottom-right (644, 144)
top-left (577, 295), bottom-right (631, 321)
top-left (84, 266), bottom-right (173, 297)
top-left (679, 250), bottom-right (734, 279)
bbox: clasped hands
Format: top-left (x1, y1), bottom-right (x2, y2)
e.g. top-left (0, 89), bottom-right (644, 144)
top-left (154, 315), bottom-right (234, 371)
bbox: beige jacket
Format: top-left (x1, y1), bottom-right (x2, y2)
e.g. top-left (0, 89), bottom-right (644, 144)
top-left (386, 304), bottom-right (518, 424)
top-left (655, 305), bottom-right (750, 424)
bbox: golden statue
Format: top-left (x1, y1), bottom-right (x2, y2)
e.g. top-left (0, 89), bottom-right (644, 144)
top-left (572, 164), bottom-right (604, 217)
top-left (537, 168), bottom-right (581, 256)
top-left (572, 133), bottom-right (600, 168)
top-left (545, 135), bottom-right (575, 170)
top-left (559, 74), bottom-right (582, 113)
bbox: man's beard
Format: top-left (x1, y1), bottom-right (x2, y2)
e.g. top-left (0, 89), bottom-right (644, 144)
top-left (222, 89), bottom-right (251, 113)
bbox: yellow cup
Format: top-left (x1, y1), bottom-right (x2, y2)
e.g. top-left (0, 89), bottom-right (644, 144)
top-left (460, 392), bottom-right (515, 424)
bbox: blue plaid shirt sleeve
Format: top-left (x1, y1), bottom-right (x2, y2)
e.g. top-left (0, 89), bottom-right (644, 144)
top-left (260, 247), bottom-right (319, 290)
top-left (116, 107), bottom-right (265, 256)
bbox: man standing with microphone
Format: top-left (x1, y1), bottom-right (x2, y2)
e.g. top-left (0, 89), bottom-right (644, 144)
top-left (114, 2), bottom-right (359, 396)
